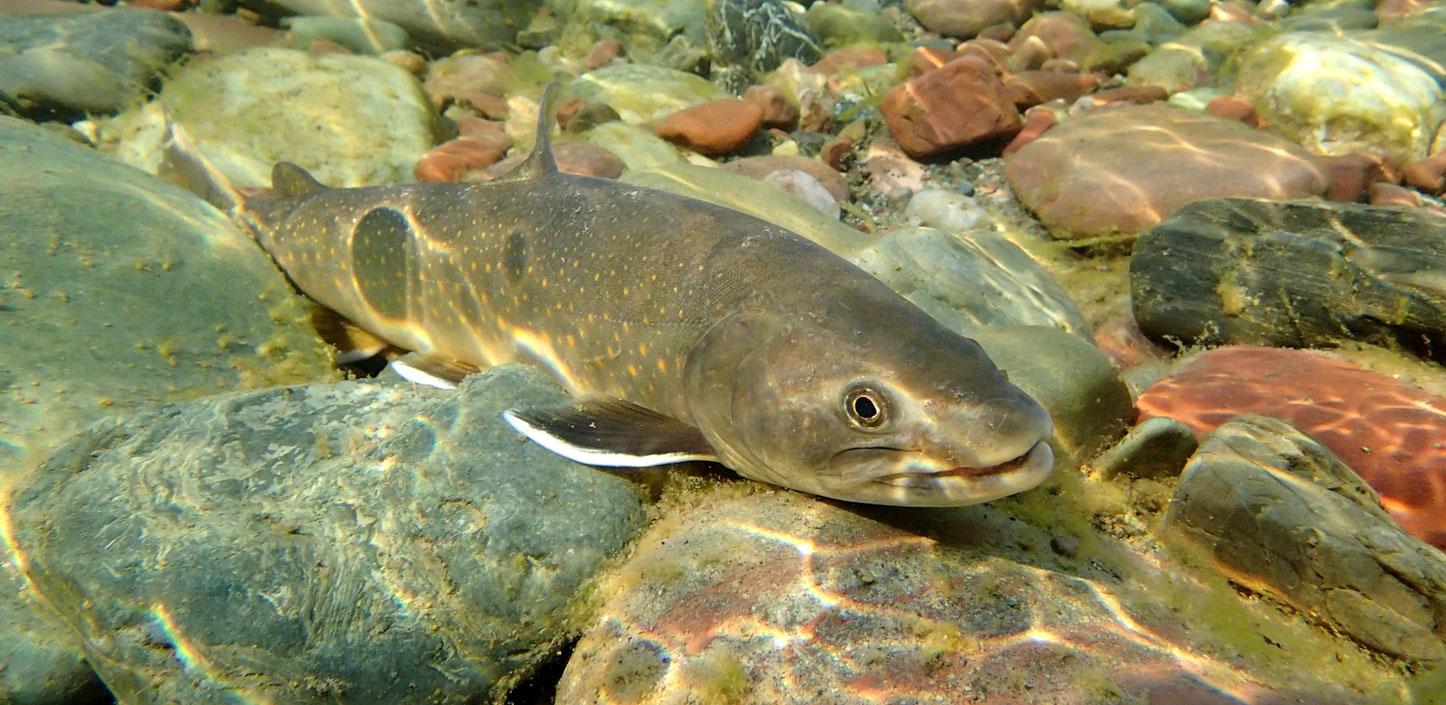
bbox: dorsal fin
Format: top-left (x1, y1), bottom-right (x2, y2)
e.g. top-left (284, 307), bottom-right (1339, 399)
top-left (272, 162), bottom-right (326, 197)
top-left (521, 81), bottom-right (561, 177)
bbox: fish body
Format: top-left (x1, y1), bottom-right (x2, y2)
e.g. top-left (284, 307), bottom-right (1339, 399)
top-left (221, 86), bottom-right (1056, 506)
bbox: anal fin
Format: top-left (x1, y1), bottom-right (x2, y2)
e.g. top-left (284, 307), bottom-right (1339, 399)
top-left (391, 351), bottom-right (480, 389)
top-left (503, 396), bottom-right (717, 467)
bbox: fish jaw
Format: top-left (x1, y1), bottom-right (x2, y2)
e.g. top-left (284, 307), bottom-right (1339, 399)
top-left (820, 439), bottom-right (1056, 507)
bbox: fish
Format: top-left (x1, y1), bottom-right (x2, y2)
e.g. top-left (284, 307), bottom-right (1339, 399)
top-left (174, 82), bottom-right (1056, 507)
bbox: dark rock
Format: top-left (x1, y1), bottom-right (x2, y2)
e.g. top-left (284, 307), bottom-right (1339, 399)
top-left (8, 366), bottom-right (648, 705)
top-left (1093, 416), bottom-right (1198, 480)
top-left (0, 9), bottom-right (190, 118)
top-left (1049, 534), bottom-right (1080, 558)
top-left (707, 0), bottom-right (823, 94)
top-left (1164, 415), bottom-right (1446, 662)
top-left (1131, 198), bottom-right (1446, 362)
top-left (0, 565), bottom-right (108, 704)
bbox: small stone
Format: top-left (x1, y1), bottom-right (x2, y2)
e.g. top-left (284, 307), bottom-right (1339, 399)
top-left (655, 99), bottom-right (765, 156)
top-left (762, 169), bottom-right (838, 218)
top-left (1049, 534), bottom-right (1080, 558)
top-left (864, 138), bottom-right (930, 198)
top-left (909, 45), bottom-right (961, 76)
top-left (561, 101), bottom-right (621, 134)
top-left (723, 155), bottom-right (848, 202)
top-left (803, 3), bottom-right (905, 46)
top-left (1009, 11), bottom-right (1102, 63)
top-left (956, 38), bottom-right (1012, 72)
top-left (571, 64), bottom-right (727, 124)
top-left (1203, 95), bottom-right (1260, 127)
top-left (1084, 85), bottom-right (1167, 106)
top-left (414, 137), bottom-right (507, 182)
top-left (424, 53), bottom-right (510, 112)
top-left (742, 84), bottom-right (798, 129)
top-left (585, 37), bottom-right (623, 70)
top-left (905, 0), bottom-right (1045, 39)
top-left (880, 57), bottom-right (1023, 158)
top-left (1007, 35), bottom-right (1055, 71)
top-left (283, 15), bottom-right (409, 55)
top-left (807, 45), bottom-right (888, 77)
top-left (819, 134), bottom-right (853, 171)
top-left (1319, 152), bottom-right (1390, 202)
top-left (1126, 20), bottom-right (1257, 93)
top-left (380, 49), bottom-right (426, 74)
top-left (1094, 416), bottom-right (1199, 480)
top-left (1369, 182), bottom-right (1426, 208)
top-left (1164, 415), bottom-right (1446, 662)
top-left (903, 189), bottom-right (991, 233)
top-left (1002, 107), bottom-right (1058, 155)
top-left (1403, 153), bottom-right (1446, 195)
top-left (1001, 70), bottom-right (1101, 108)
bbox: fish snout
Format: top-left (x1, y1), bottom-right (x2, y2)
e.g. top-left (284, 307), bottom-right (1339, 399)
top-left (936, 395), bottom-right (1054, 470)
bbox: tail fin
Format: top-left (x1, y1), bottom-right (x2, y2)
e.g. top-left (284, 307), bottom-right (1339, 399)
top-left (159, 107), bottom-right (243, 215)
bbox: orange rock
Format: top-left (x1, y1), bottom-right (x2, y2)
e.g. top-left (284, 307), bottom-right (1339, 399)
top-left (743, 85), bottom-right (798, 130)
top-left (453, 116), bottom-right (511, 148)
top-left (473, 142), bottom-right (625, 181)
top-left (909, 46), bottom-right (959, 77)
top-left (808, 45), bottom-right (887, 77)
top-left (881, 56), bottom-right (1022, 158)
top-left (1002, 71), bottom-right (1100, 108)
top-left (723, 155), bottom-right (849, 202)
top-left (1318, 153), bottom-right (1389, 202)
top-left (414, 137), bottom-right (507, 182)
top-left (1204, 96), bottom-right (1260, 127)
top-left (954, 38), bottom-right (1010, 73)
top-left (585, 38), bottom-right (623, 70)
top-left (1369, 182), bottom-right (1423, 208)
top-left (1136, 346), bottom-right (1446, 549)
top-left (1402, 153), bottom-right (1446, 195)
top-left (655, 99), bottom-right (765, 156)
top-left (1002, 107), bottom-right (1057, 154)
top-left (1086, 85), bottom-right (1167, 107)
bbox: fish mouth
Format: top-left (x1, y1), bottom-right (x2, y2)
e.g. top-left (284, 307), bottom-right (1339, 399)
top-left (827, 440), bottom-right (1055, 506)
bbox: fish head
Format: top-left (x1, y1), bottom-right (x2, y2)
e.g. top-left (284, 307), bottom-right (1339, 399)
top-left (688, 311), bottom-right (1055, 506)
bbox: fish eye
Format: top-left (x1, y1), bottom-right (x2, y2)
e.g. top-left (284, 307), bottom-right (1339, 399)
top-left (845, 386), bottom-right (887, 428)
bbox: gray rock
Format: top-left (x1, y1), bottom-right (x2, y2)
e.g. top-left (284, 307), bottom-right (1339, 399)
top-left (970, 326), bottom-right (1133, 460)
top-left (1093, 416), bottom-right (1198, 480)
top-left (1164, 415), bottom-right (1446, 662)
top-left (0, 564), bottom-right (108, 705)
top-left (558, 0), bottom-right (710, 73)
top-left (283, 15), bottom-right (410, 54)
top-left (7, 366), bottom-right (648, 705)
top-left (0, 9), bottom-right (190, 117)
top-left (1362, 6), bottom-right (1446, 84)
top-left (1131, 198), bottom-right (1446, 364)
top-left (707, 0), bottom-right (823, 94)
top-left (0, 116), bottom-right (333, 476)
top-left (240, 0), bottom-right (539, 53)
top-left (849, 226), bottom-right (1092, 339)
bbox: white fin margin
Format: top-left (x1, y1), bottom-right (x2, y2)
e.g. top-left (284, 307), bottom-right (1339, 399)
top-left (391, 360), bottom-right (458, 389)
top-left (502, 410), bottom-right (715, 467)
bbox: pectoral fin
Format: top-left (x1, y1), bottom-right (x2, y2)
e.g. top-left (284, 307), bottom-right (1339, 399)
top-left (503, 397), bottom-right (717, 467)
top-left (390, 351), bottom-right (480, 389)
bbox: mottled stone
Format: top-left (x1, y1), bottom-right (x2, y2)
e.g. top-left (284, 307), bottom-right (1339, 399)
top-left (0, 8), bottom-right (190, 117)
top-left (881, 57), bottom-right (1022, 158)
top-left (1165, 415), bottom-right (1446, 662)
top-left (1004, 104), bottom-right (1327, 239)
top-left (906, 0), bottom-right (1045, 39)
top-left (655, 99), bottom-right (765, 156)
top-left (1130, 198), bottom-right (1446, 361)
top-left (240, 0), bottom-right (539, 53)
top-left (707, 0), bottom-right (823, 93)
top-left (1136, 346), bottom-right (1446, 549)
top-left (1234, 32), bottom-right (1444, 163)
top-left (8, 366), bottom-right (647, 705)
top-left (1093, 416), bottom-right (1198, 480)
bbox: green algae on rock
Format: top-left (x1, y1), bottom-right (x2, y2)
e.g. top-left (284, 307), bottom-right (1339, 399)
top-left (0, 116), bottom-right (333, 477)
top-left (8, 366), bottom-right (648, 705)
top-left (0, 562), bottom-right (107, 705)
top-left (568, 64), bottom-right (727, 124)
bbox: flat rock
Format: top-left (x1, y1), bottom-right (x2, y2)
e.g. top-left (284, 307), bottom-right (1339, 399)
top-left (1131, 198), bottom-right (1446, 362)
top-left (849, 227), bottom-right (1092, 339)
top-left (239, 0), bottom-right (539, 53)
top-left (1003, 103), bottom-right (1328, 240)
top-left (1136, 346), bottom-right (1446, 549)
top-left (0, 116), bottom-right (333, 476)
top-left (1164, 415), bottom-right (1446, 662)
top-left (881, 57), bottom-right (1022, 159)
top-left (99, 47), bottom-right (439, 188)
top-left (707, 0), bottom-right (822, 93)
top-left (559, 487), bottom-right (1387, 704)
top-left (0, 8), bottom-right (190, 117)
top-left (7, 366), bottom-right (648, 705)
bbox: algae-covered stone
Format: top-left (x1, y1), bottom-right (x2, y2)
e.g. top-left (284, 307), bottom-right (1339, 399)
top-left (99, 47), bottom-right (439, 188)
top-left (554, 0), bottom-right (710, 72)
top-left (1362, 7), bottom-right (1446, 84)
top-left (1126, 19), bottom-right (1258, 92)
top-left (1131, 198), bottom-right (1446, 363)
top-left (708, 0), bottom-right (823, 93)
top-left (282, 15), bottom-right (410, 54)
top-left (568, 64), bottom-right (727, 124)
top-left (241, 0), bottom-right (539, 52)
top-left (8, 366), bottom-right (648, 705)
top-left (0, 563), bottom-right (107, 705)
top-left (0, 8), bottom-right (191, 117)
top-left (0, 116), bottom-right (333, 475)
top-left (849, 227), bottom-right (1091, 339)
top-left (803, 3), bottom-right (904, 46)
top-left (1234, 32), bottom-right (1444, 163)
top-left (1165, 415), bottom-right (1446, 662)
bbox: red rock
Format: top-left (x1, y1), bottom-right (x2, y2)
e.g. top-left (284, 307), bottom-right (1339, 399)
top-left (1402, 153), bottom-right (1446, 195)
top-left (907, 0), bottom-right (1043, 39)
top-left (908, 46), bottom-right (960, 77)
top-left (1002, 107), bottom-right (1057, 154)
top-left (655, 99), bottom-right (764, 156)
top-left (129, 0), bottom-right (189, 9)
top-left (881, 56), bottom-right (1022, 158)
top-left (473, 142), bottom-right (625, 181)
top-left (808, 45), bottom-right (888, 76)
top-left (424, 54), bottom-right (509, 112)
top-left (723, 155), bottom-right (849, 202)
top-left (1086, 85), bottom-right (1167, 106)
top-left (414, 137), bottom-right (507, 182)
top-left (1369, 182), bottom-right (1424, 208)
top-left (1009, 11), bottom-right (1101, 63)
top-left (1002, 70), bottom-right (1100, 108)
top-left (1136, 346), bottom-right (1446, 548)
top-left (742, 85), bottom-right (798, 130)
top-left (452, 116), bottom-right (510, 148)
top-left (585, 37), bottom-right (623, 70)
top-left (1204, 96), bottom-right (1260, 127)
top-left (554, 97), bottom-right (585, 131)
top-left (1319, 153), bottom-right (1389, 202)
top-left (953, 38), bottom-right (1010, 73)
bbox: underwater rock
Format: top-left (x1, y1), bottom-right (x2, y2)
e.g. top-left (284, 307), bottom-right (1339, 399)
top-left (707, 0), bottom-right (823, 94)
top-left (1003, 104), bottom-right (1327, 240)
top-left (239, 0), bottom-right (538, 53)
top-left (881, 56), bottom-right (1022, 159)
top-left (1360, 6), bottom-right (1446, 84)
top-left (1165, 415), bottom-right (1446, 662)
top-left (7, 366), bottom-right (648, 705)
top-left (655, 99), bottom-right (764, 156)
top-left (100, 47), bottom-right (439, 189)
top-left (1131, 198), bottom-right (1446, 362)
top-left (0, 8), bottom-right (190, 118)
top-left (1136, 346), bottom-right (1446, 550)
top-left (559, 0), bottom-right (709, 73)
top-left (423, 53), bottom-right (510, 114)
top-left (558, 488), bottom-right (1377, 704)
top-left (580, 122), bottom-right (691, 172)
top-left (0, 116), bottom-right (333, 475)
top-left (802, 3), bottom-right (904, 46)
top-left (1125, 20), bottom-right (1257, 93)
top-left (1234, 32), bottom-right (1444, 164)
top-left (1009, 11), bottom-right (1102, 64)
top-left (722, 155), bottom-right (848, 203)
top-left (283, 15), bottom-right (409, 54)
top-left (905, 0), bottom-right (1046, 39)
top-left (0, 563), bottom-right (108, 705)
top-left (569, 64), bottom-right (727, 124)
top-left (849, 227), bottom-right (1092, 340)
top-left (969, 326), bottom-right (1132, 460)
top-left (1093, 416), bottom-right (1198, 480)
